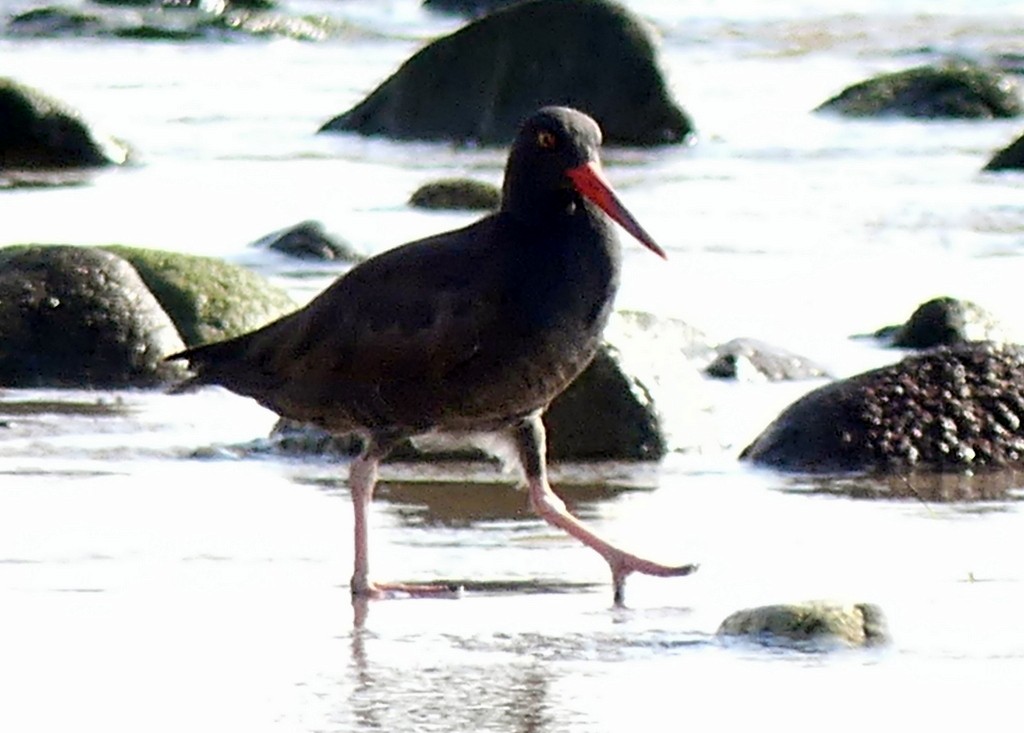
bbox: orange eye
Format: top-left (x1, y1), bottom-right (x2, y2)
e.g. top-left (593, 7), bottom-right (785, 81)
top-left (536, 130), bottom-right (557, 150)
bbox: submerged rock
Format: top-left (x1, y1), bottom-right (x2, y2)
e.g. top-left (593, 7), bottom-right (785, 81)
top-left (740, 342), bottom-right (1024, 474)
top-left (7, 3), bottom-right (342, 42)
top-left (815, 62), bottom-right (1023, 119)
top-left (5, 6), bottom-right (104, 36)
top-left (0, 245), bottom-right (186, 387)
top-left (320, 0), bottom-right (692, 146)
top-left (250, 221), bottom-right (363, 263)
top-left (409, 178), bottom-right (502, 211)
top-left (0, 77), bottom-right (130, 181)
top-left (704, 338), bottom-right (830, 381)
top-left (717, 601), bottom-right (888, 649)
top-left (101, 246), bottom-right (296, 347)
top-left (872, 296), bottom-right (1006, 348)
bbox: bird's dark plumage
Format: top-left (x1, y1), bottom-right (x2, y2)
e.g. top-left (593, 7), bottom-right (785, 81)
top-left (170, 107), bottom-right (694, 604)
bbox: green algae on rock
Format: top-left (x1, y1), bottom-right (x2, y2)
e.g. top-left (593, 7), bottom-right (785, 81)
top-left (101, 246), bottom-right (296, 348)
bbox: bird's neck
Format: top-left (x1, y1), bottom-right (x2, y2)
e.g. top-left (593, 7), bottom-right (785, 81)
top-left (501, 179), bottom-right (578, 222)
top-left (494, 195), bottom-right (622, 341)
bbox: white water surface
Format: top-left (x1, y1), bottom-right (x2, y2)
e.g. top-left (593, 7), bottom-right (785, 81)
top-left (2, 2), bottom-right (1024, 731)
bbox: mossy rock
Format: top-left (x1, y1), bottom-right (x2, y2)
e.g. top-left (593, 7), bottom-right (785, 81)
top-left (717, 601), bottom-right (888, 649)
top-left (0, 245), bottom-right (186, 387)
top-left (100, 246), bottom-right (296, 348)
top-left (816, 62), bottom-right (1023, 119)
top-left (409, 178), bottom-right (502, 211)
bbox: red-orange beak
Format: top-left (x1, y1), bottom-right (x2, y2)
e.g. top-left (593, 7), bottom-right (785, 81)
top-left (566, 161), bottom-right (666, 260)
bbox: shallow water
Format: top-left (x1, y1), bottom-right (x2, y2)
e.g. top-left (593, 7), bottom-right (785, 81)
top-left (3, 1), bottom-right (1024, 730)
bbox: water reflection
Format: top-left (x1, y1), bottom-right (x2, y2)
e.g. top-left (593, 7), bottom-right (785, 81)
top-left (348, 603), bottom-right (556, 732)
top-left (0, 397), bottom-right (131, 417)
top-left (345, 594), bottom-right (705, 733)
top-left (377, 481), bottom-right (625, 528)
top-left (779, 469), bottom-right (1024, 504)
top-left (297, 462), bottom-right (655, 529)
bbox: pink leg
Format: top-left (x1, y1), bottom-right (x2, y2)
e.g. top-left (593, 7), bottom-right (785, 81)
top-left (514, 416), bottom-right (697, 606)
top-left (348, 446), bottom-right (459, 599)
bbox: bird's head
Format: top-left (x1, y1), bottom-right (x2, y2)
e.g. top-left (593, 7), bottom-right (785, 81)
top-left (502, 106), bottom-right (666, 259)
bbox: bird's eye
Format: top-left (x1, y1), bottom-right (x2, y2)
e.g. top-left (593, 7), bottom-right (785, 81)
top-left (536, 130), bottom-right (557, 150)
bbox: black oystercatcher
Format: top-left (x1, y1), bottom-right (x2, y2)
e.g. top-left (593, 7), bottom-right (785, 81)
top-left (170, 107), bottom-right (696, 605)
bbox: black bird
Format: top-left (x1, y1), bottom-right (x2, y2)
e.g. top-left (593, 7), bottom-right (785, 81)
top-left (170, 107), bottom-right (696, 605)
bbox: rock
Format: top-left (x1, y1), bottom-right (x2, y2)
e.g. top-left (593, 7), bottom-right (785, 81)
top-left (320, 0), bottom-right (692, 147)
top-left (0, 245), bottom-right (186, 388)
top-left (544, 346), bottom-right (663, 460)
top-left (100, 246), bottom-right (296, 348)
top-left (815, 62), bottom-right (1023, 119)
top-left (984, 130), bottom-right (1024, 171)
top-left (250, 221), bottom-right (363, 262)
top-left (740, 342), bottom-right (1024, 473)
top-left (0, 77), bottom-right (130, 179)
top-left (873, 296), bottom-right (1006, 348)
top-left (717, 601), bottom-right (888, 649)
top-left (409, 178), bottom-right (501, 211)
top-left (5, 6), bottom-right (104, 36)
top-left (7, 3), bottom-right (339, 42)
top-left (705, 338), bottom-right (830, 381)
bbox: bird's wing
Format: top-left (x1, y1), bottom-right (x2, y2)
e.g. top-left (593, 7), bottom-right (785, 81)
top-left (271, 216), bottom-right (520, 385)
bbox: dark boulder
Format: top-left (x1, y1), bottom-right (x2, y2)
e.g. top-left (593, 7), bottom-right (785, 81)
top-left (705, 338), bottom-right (830, 381)
top-left (815, 62), bottom-right (1023, 119)
top-left (320, 0), bottom-right (692, 147)
top-left (409, 178), bottom-right (501, 211)
top-left (984, 130), bottom-right (1024, 171)
top-left (544, 346), bottom-right (664, 460)
top-left (740, 342), bottom-right (1024, 473)
top-left (0, 245), bottom-right (186, 387)
top-left (0, 77), bottom-right (129, 175)
top-left (872, 296), bottom-right (1006, 348)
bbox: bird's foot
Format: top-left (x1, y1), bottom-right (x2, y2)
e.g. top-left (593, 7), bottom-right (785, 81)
top-left (351, 580), bottom-right (464, 600)
top-left (608, 554), bottom-right (699, 607)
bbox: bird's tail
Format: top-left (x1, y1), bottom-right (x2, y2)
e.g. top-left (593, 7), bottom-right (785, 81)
top-left (164, 337), bottom-right (250, 394)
